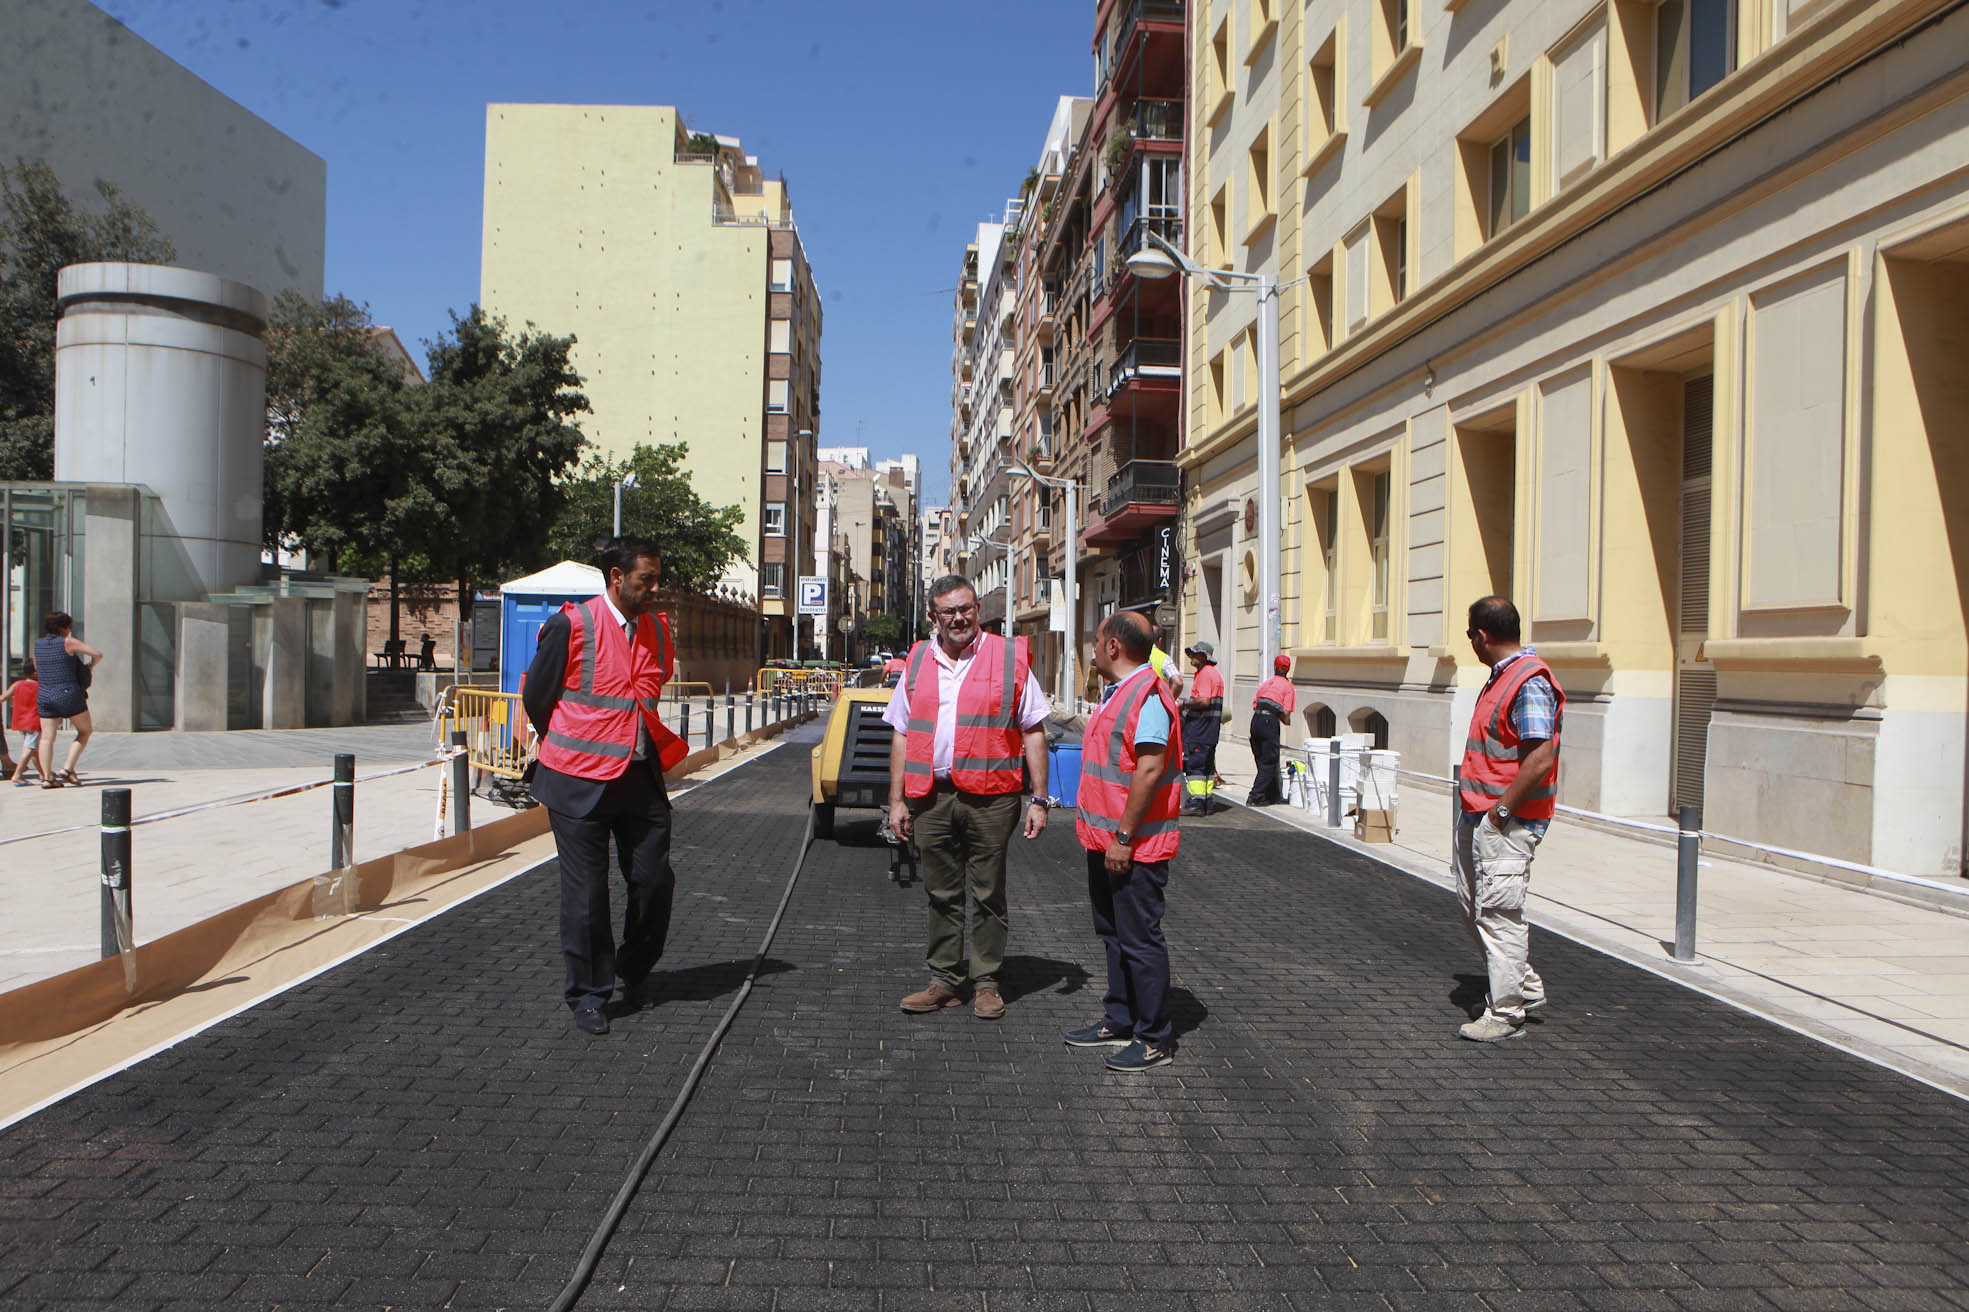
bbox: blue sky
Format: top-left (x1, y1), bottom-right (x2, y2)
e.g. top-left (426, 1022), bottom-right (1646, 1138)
top-left (98, 0), bottom-right (1096, 507)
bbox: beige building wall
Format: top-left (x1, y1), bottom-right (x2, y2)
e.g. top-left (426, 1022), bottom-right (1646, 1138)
top-left (1183, 0), bottom-right (1969, 875)
top-left (482, 104), bottom-right (781, 599)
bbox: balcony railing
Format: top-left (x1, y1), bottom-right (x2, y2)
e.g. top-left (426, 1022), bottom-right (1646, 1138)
top-left (1112, 0), bottom-right (1186, 68)
top-left (1098, 461), bottom-right (1181, 518)
top-left (1108, 338), bottom-right (1182, 395)
top-left (1120, 214), bottom-right (1184, 260)
top-left (1128, 98), bottom-right (1184, 143)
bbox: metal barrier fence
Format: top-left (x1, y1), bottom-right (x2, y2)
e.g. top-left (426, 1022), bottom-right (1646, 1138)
top-left (445, 688), bottom-right (535, 781)
top-left (756, 666), bottom-right (844, 698)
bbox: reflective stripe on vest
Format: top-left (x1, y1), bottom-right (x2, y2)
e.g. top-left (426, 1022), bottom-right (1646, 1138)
top-left (1075, 665), bottom-right (1184, 861)
top-left (535, 597), bottom-right (688, 780)
top-left (900, 632), bottom-right (1029, 797)
top-left (1456, 655), bottom-right (1564, 818)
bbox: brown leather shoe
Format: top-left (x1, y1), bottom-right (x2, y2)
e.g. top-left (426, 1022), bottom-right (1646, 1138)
top-left (900, 982), bottom-right (962, 1013)
top-left (973, 989), bottom-right (1005, 1020)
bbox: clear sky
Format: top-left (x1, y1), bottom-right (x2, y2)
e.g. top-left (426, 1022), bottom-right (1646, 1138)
top-left (96, 0), bottom-right (1096, 508)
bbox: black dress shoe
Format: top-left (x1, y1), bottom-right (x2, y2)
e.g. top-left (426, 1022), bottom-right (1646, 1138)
top-left (573, 1008), bottom-right (609, 1035)
top-left (619, 976), bottom-right (655, 1010)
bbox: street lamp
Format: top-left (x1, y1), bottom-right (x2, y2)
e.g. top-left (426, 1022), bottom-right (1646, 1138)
top-left (1127, 228), bottom-right (1283, 670)
top-left (612, 471), bottom-right (640, 538)
top-left (1011, 460), bottom-right (1079, 717)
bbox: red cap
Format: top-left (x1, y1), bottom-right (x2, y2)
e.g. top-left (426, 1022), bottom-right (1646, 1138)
top-left (1273, 654), bottom-right (1292, 674)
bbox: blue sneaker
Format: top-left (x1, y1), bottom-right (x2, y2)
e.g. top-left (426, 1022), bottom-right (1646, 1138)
top-left (1063, 1020), bottom-right (1131, 1048)
top-left (1105, 1040), bottom-right (1172, 1072)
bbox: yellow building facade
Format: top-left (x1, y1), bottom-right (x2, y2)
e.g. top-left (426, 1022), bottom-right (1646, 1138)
top-left (481, 104), bottom-right (821, 656)
top-left (1182, 0), bottom-right (1969, 874)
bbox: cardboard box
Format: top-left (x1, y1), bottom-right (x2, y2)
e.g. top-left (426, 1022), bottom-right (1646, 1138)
top-left (1354, 808), bottom-right (1395, 843)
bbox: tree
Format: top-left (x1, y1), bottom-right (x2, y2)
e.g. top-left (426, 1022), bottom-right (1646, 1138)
top-left (261, 290), bottom-right (434, 640)
top-left (0, 159), bottom-right (175, 479)
top-left (862, 613), bottom-right (908, 652)
top-left (546, 443), bottom-right (748, 592)
top-left (418, 307), bottom-right (589, 660)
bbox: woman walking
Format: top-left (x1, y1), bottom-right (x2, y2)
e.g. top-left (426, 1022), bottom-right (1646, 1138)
top-left (35, 611), bottom-right (101, 788)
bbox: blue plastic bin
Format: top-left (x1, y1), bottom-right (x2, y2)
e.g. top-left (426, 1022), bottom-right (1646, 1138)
top-left (1049, 743), bottom-right (1082, 808)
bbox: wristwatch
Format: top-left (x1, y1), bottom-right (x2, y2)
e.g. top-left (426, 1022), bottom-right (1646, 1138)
top-left (1492, 803), bottom-right (1512, 825)
top-left (1028, 796), bottom-right (1050, 809)
top-left (1115, 830), bottom-right (1136, 846)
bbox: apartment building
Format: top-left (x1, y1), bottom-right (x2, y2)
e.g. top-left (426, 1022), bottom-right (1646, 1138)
top-left (1037, 0), bottom-right (1190, 703)
top-left (949, 218), bottom-right (1022, 631)
top-left (825, 459), bottom-right (913, 657)
top-left (481, 104), bottom-right (822, 660)
top-left (1181, 0), bottom-right (1969, 873)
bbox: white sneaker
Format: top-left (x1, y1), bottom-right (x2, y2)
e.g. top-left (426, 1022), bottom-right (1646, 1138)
top-left (1459, 1016), bottom-right (1524, 1043)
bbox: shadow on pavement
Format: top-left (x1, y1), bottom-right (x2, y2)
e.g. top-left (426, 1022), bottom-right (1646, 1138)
top-left (997, 953), bottom-right (1092, 1004)
top-left (1449, 971), bottom-right (1488, 1017)
top-left (1169, 985), bottom-right (1208, 1040)
top-left (644, 955), bottom-right (795, 1008)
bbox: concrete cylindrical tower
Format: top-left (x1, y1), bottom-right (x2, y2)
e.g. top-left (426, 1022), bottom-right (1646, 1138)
top-left (54, 262), bottom-right (270, 598)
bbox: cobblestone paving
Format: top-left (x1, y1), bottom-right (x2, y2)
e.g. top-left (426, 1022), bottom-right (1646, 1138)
top-left (4, 731), bottom-right (1969, 1310)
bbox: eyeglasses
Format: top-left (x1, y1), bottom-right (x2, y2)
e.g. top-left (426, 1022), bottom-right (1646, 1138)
top-left (1466, 628), bottom-right (1482, 641)
top-left (934, 603), bottom-right (979, 620)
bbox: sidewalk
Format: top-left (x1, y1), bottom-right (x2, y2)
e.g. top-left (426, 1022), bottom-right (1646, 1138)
top-left (1203, 742), bottom-right (1969, 1098)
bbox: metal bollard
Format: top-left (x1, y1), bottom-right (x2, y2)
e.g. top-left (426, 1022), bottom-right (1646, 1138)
top-left (703, 701), bottom-right (714, 749)
top-left (450, 730), bottom-right (471, 834)
top-left (1327, 750), bottom-right (1342, 829)
top-left (726, 688), bottom-right (735, 741)
top-left (745, 693), bottom-right (754, 733)
top-left (100, 788), bottom-right (133, 959)
top-left (1673, 804), bottom-right (1701, 961)
top-left (773, 692), bottom-right (782, 722)
top-left (1450, 764), bottom-right (1461, 828)
top-left (331, 753), bottom-right (355, 869)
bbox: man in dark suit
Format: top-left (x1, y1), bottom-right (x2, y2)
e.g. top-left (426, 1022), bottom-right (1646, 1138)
top-left (523, 537), bottom-right (686, 1036)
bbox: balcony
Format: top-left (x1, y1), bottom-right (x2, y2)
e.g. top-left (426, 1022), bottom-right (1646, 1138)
top-left (1107, 338), bottom-right (1181, 396)
top-left (1128, 98), bottom-right (1184, 144)
top-left (1112, 0), bottom-right (1186, 71)
top-left (1119, 214), bottom-right (1183, 261)
top-left (1084, 461), bottom-right (1181, 546)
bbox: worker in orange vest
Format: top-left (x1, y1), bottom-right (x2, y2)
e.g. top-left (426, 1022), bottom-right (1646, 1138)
top-left (1179, 640), bottom-right (1225, 815)
top-left (885, 575), bottom-right (1052, 1020)
top-left (1066, 609), bottom-right (1184, 1072)
top-left (523, 537), bottom-right (690, 1036)
top-left (1246, 653), bottom-right (1298, 806)
top-left (1454, 595), bottom-right (1565, 1043)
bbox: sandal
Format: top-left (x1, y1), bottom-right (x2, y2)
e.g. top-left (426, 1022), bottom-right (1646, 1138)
top-left (59, 769), bottom-right (79, 786)
top-left (41, 778), bottom-right (62, 789)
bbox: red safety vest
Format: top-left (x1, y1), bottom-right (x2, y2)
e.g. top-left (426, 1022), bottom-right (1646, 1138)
top-left (1458, 654), bottom-right (1564, 818)
top-left (1077, 665), bottom-right (1185, 861)
top-left (537, 596), bottom-right (688, 779)
top-left (900, 632), bottom-right (1030, 797)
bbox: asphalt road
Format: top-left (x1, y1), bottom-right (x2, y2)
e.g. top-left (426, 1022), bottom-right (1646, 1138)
top-left (4, 722), bottom-right (1968, 1310)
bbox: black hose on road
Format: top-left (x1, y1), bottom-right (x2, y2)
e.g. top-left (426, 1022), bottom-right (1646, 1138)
top-left (547, 805), bottom-right (818, 1312)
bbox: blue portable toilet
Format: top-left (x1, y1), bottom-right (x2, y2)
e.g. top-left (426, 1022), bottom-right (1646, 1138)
top-left (498, 561), bottom-right (606, 695)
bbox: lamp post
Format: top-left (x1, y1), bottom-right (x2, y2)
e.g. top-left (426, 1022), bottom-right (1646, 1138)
top-left (1011, 460), bottom-right (1079, 716)
top-left (612, 471), bottom-right (640, 538)
top-left (1126, 229), bottom-right (1283, 671)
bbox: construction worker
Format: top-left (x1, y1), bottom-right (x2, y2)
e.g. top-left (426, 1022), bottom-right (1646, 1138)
top-left (1454, 595), bottom-right (1565, 1043)
top-left (1246, 653), bottom-right (1297, 806)
top-left (886, 574), bottom-right (1051, 1020)
top-left (1066, 609), bottom-right (1184, 1072)
top-left (1178, 640), bottom-right (1223, 815)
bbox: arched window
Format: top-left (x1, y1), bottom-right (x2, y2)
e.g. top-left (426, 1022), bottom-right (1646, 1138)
top-left (1350, 707), bottom-right (1390, 749)
top-left (1307, 703), bottom-right (1337, 738)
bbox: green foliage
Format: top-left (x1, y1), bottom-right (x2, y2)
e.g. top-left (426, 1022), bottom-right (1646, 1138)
top-left (546, 442), bottom-right (748, 592)
top-left (0, 158), bottom-right (175, 479)
top-left (862, 612), bottom-right (908, 651)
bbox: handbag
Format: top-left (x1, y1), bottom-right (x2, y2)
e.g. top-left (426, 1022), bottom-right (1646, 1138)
top-left (76, 659), bottom-right (92, 691)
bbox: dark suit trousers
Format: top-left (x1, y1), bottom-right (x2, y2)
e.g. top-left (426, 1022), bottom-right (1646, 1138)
top-left (543, 761), bottom-right (675, 1012)
top-left (1085, 849), bottom-right (1172, 1049)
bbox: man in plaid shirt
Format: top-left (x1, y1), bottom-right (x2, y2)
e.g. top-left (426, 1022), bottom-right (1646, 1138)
top-left (1454, 596), bottom-right (1565, 1042)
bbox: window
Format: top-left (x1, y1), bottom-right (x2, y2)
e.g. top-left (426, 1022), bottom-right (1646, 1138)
top-left (1244, 124), bottom-right (1273, 243)
top-left (762, 563), bottom-right (785, 598)
top-left (770, 258), bottom-right (793, 292)
top-left (1304, 24), bottom-right (1346, 175)
top-left (1655, 0), bottom-right (1735, 120)
top-left (1141, 156), bottom-right (1182, 222)
top-left (1209, 16), bottom-right (1235, 124)
top-left (1488, 117), bottom-right (1532, 236)
top-left (1230, 329), bottom-right (1250, 413)
top-left (1369, 0), bottom-right (1416, 95)
top-left (1369, 470), bottom-right (1392, 641)
top-left (767, 379), bottom-right (789, 413)
top-left (764, 503), bottom-right (786, 536)
top-left (1383, 0), bottom-right (1408, 54)
top-left (1310, 704), bottom-right (1338, 738)
top-left (1304, 251), bottom-right (1335, 356)
top-left (1209, 351), bottom-right (1227, 425)
top-left (765, 440), bottom-right (787, 474)
top-left (1315, 485), bottom-right (1339, 642)
top-left (769, 319), bottom-right (791, 353)
top-left (1210, 186), bottom-right (1229, 262)
top-left (1372, 185), bottom-right (1411, 309)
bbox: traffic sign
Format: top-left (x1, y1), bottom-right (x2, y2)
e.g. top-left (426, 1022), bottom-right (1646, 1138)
top-left (837, 615), bottom-right (855, 633)
top-left (1153, 602), bottom-right (1178, 629)
top-left (797, 577), bottom-right (828, 616)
